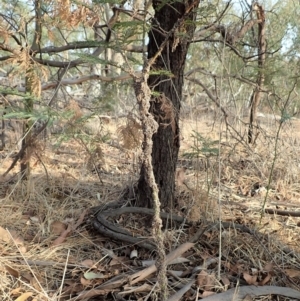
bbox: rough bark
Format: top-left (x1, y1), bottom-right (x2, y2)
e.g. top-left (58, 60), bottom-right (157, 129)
top-left (20, 0), bottom-right (42, 179)
top-left (136, 0), bottom-right (199, 208)
top-left (0, 97), bottom-right (5, 151)
top-left (248, 3), bottom-right (266, 143)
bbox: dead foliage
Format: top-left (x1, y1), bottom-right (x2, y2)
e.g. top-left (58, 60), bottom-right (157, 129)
top-left (117, 114), bottom-right (143, 150)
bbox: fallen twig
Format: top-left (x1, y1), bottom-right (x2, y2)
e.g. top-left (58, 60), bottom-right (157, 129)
top-left (200, 285), bottom-right (300, 301)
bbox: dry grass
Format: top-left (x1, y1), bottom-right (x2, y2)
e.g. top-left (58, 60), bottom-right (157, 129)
top-left (1, 113), bottom-right (300, 300)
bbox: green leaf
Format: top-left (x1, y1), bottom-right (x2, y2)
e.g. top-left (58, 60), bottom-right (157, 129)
top-left (280, 112), bottom-right (292, 122)
top-left (84, 271), bottom-right (105, 280)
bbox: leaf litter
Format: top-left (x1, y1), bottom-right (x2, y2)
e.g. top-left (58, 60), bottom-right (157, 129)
top-left (0, 118), bottom-right (300, 300)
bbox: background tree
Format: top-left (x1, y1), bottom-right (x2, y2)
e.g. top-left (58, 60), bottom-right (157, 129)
top-left (0, 0), bottom-right (140, 177)
top-left (1, 0), bottom-right (300, 207)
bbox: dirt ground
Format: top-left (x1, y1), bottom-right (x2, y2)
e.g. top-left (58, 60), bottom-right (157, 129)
top-left (1, 113), bottom-right (300, 300)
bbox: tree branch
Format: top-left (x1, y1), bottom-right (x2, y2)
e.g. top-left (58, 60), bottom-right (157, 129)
top-left (186, 76), bottom-right (228, 119)
top-left (31, 0), bottom-right (42, 52)
top-left (16, 73), bottom-right (135, 92)
top-left (193, 3), bottom-right (262, 58)
top-left (0, 44), bottom-right (16, 54)
top-left (36, 42), bottom-right (145, 54)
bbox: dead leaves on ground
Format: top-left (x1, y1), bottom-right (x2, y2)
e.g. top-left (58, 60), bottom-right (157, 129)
top-left (0, 226), bottom-right (26, 253)
top-left (15, 292), bottom-right (33, 301)
top-left (0, 209), bottom-right (87, 251)
top-left (1, 237), bottom-right (300, 300)
top-left (225, 261), bottom-right (273, 287)
top-left (0, 210), bottom-right (89, 299)
top-left (1, 210), bottom-right (300, 300)
top-left (51, 209), bottom-right (87, 246)
top-left (285, 268), bottom-right (300, 278)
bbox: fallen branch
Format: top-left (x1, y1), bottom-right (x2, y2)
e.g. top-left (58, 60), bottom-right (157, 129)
top-left (73, 242), bottom-right (194, 300)
top-left (225, 199), bottom-right (300, 217)
top-left (167, 279), bottom-right (195, 301)
top-left (201, 285), bottom-right (300, 301)
top-left (264, 208), bottom-right (300, 217)
top-left (129, 242), bottom-right (194, 285)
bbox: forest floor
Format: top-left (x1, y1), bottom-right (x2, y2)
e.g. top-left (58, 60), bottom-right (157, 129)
top-left (1, 112), bottom-right (300, 300)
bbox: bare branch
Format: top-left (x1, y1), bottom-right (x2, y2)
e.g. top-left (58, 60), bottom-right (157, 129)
top-left (186, 76), bottom-right (228, 119)
top-left (193, 3), bottom-right (262, 59)
top-left (193, 1), bottom-right (232, 38)
top-left (37, 42), bottom-right (145, 54)
top-left (33, 57), bottom-right (84, 68)
top-left (0, 44), bottom-right (16, 54)
top-left (16, 73), bottom-right (136, 92)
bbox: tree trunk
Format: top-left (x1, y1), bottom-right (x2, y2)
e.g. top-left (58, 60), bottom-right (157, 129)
top-left (248, 3), bottom-right (266, 143)
top-left (20, 0), bottom-right (42, 179)
top-left (136, 0), bottom-right (199, 208)
top-left (20, 68), bottom-right (35, 179)
top-left (0, 96), bottom-right (5, 151)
